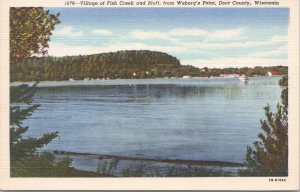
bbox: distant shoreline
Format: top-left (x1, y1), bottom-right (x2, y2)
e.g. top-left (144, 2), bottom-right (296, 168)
top-left (10, 76), bottom-right (209, 84)
top-left (10, 75), bottom-right (283, 86)
top-left (49, 150), bottom-right (244, 167)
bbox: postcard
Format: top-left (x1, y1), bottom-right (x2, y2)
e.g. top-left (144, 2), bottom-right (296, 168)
top-left (0, 0), bottom-right (299, 190)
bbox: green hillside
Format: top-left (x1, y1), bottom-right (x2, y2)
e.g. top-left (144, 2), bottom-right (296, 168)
top-left (10, 50), bottom-right (201, 81)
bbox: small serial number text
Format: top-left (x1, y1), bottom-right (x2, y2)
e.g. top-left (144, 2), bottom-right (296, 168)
top-left (269, 178), bottom-right (286, 182)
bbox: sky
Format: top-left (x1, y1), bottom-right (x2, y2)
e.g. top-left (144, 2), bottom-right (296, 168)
top-left (47, 8), bottom-right (289, 68)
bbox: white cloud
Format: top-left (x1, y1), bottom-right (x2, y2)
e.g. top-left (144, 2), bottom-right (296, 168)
top-left (129, 28), bottom-right (245, 41)
top-left (271, 35), bottom-right (288, 42)
top-left (129, 30), bottom-right (171, 40)
top-left (174, 39), bottom-right (283, 50)
top-left (168, 28), bottom-right (208, 36)
top-left (92, 29), bottom-right (113, 36)
top-left (181, 42), bottom-right (287, 68)
top-left (53, 26), bottom-right (83, 37)
top-left (207, 28), bottom-right (246, 41)
top-left (48, 42), bottom-right (185, 57)
top-left (249, 45), bottom-right (287, 58)
top-left (182, 57), bottom-right (287, 68)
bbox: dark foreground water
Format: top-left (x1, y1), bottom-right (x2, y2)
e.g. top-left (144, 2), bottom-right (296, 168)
top-left (19, 77), bottom-right (281, 163)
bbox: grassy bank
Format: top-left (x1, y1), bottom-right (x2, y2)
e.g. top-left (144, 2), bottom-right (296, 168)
top-left (52, 150), bottom-right (245, 177)
top-left (53, 150), bottom-right (244, 167)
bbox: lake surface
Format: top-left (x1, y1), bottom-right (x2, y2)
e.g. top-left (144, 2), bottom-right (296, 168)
top-left (20, 77), bottom-right (282, 163)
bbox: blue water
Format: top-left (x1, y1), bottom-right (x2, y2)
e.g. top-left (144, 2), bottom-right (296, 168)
top-left (20, 77), bottom-right (282, 163)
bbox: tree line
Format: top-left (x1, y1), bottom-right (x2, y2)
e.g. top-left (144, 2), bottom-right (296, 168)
top-left (11, 50), bottom-right (288, 82)
top-left (11, 50), bottom-right (186, 81)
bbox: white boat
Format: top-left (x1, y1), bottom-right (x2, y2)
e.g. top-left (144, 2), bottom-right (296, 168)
top-left (239, 75), bottom-right (249, 82)
top-left (69, 78), bottom-right (75, 81)
top-left (182, 75), bottom-right (191, 79)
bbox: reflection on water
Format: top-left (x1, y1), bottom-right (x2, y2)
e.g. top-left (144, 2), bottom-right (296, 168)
top-left (22, 77), bottom-right (282, 163)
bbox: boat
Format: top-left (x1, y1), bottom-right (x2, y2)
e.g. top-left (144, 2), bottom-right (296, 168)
top-left (239, 75), bottom-right (249, 82)
top-left (182, 75), bottom-right (191, 79)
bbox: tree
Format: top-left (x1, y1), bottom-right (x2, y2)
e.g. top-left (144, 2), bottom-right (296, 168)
top-left (10, 84), bottom-right (58, 164)
top-left (279, 75), bottom-right (288, 109)
top-left (10, 83), bottom-right (104, 177)
top-left (10, 7), bottom-right (60, 162)
top-left (10, 7), bottom-right (60, 62)
top-left (9, 8), bottom-right (66, 176)
top-left (242, 75), bottom-right (288, 176)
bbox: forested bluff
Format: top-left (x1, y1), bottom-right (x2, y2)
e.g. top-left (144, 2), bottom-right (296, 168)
top-left (10, 50), bottom-right (288, 82)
